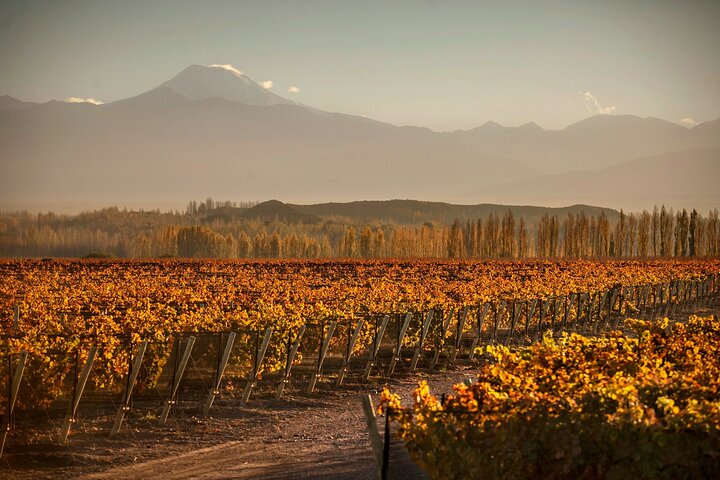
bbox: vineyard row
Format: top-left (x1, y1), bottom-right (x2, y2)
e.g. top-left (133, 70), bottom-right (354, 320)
top-left (1, 274), bottom-right (719, 454)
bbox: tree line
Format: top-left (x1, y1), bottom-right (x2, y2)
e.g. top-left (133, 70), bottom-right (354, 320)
top-left (0, 205), bottom-right (717, 259)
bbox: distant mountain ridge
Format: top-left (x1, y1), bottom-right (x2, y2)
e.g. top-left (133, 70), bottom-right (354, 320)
top-left (1, 64), bottom-right (718, 212)
top-left (197, 199), bottom-right (618, 225)
top-left (290, 199), bottom-right (619, 224)
top-left (484, 148), bottom-right (720, 211)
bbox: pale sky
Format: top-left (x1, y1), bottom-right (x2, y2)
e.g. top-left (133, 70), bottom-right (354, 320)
top-left (1, 0), bottom-right (718, 131)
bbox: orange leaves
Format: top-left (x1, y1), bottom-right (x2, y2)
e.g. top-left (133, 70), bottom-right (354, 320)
top-left (384, 314), bottom-right (720, 478)
top-left (0, 258), bottom-right (718, 411)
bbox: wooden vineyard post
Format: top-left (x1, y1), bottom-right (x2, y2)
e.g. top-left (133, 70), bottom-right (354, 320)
top-left (361, 394), bottom-right (384, 479)
top-left (523, 299), bottom-right (537, 342)
top-left (410, 310), bottom-right (434, 371)
top-left (551, 296), bottom-right (562, 333)
top-left (492, 302), bottom-right (505, 343)
top-left (204, 332), bottom-right (236, 415)
top-left (535, 299), bottom-right (549, 341)
top-left (276, 325), bottom-right (306, 398)
top-left (387, 313), bottom-right (413, 375)
top-left (665, 283), bottom-right (672, 317)
top-left (364, 315), bottom-right (390, 380)
top-left (644, 285), bottom-right (653, 318)
top-left (110, 341), bottom-right (147, 437)
top-left (59, 346), bottom-right (97, 444)
top-left (430, 307), bottom-right (455, 369)
top-left (668, 282), bottom-right (677, 316)
top-left (469, 303), bottom-right (490, 359)
top-left (710, 277), bottom-right (715, 307)
top-left (613, 288), bottom-right (625, 329)
top-left (639, 285), bottom-right (649, 318)
top-left (660, 283), bottom-right (668, 317)
top-left (653, 283), bottom-right (665, 318)
top-left (337, 319), bottom-right (365, 386)
top-left (579, 293), bottom-right (591, 334)
top-left (0, 351), bottom-right (27, 457)
top-left (449, 306), bottom-right (469, 363)
top-left (159, 336), bottom-right (196, 424)
top-left (561, 295), bottom-right (571, 331)
top-left (657, 283), bottom-right (665, 317)
top-left (307, 322), bottom-right (336, 393)
top-left (585, 293), bottom-right (596, 333)
top-left (593, 291), bottom-right (609, 334)
top-left (706, 277), bottom-right (715, 307)
top-left (600, 289), bottom-right (611, 332)
top-left (241, 328), bottom-right (273, 405)
top-left (606, 289), bottom-right (619, 331)
top-left (504, 302), bottom-right (522, 347)
top-left (571, 294), bottom-right (584, 332)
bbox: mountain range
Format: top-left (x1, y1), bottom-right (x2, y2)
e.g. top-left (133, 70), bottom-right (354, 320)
top-left (1, 64), bottom-right (718, 212)
top-left (205, 199), bottom-right (619, 226)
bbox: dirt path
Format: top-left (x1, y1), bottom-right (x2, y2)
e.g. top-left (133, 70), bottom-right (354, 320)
top-left (4, 306), bottom-right (712, 479)
top-left (2, 369), bottom-right (473, 479)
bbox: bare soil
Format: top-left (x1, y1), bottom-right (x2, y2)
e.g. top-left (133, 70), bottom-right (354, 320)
top-left (2, 304), bottom-right (713, 480)
top-left (1, 367), bottom-right (476, 480)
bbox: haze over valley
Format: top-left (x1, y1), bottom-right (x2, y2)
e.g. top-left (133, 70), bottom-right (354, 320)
top-left (1, 64), bottom-right (718, 213)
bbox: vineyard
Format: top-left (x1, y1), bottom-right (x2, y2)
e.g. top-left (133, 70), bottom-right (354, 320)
top-left (380, 314), bottom-right (720, 479)
top-left (1, 258), bottom-right (719, 474)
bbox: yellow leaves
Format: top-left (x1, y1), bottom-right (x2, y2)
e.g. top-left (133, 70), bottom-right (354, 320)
top-left (378, 387), bottom-right (404, 416)
top-left (0, 258), bottom-right (719, 412)
top-left (385, 313), bottom-right (720, 468)
top-left (656, 396), bottom-right (680, 416)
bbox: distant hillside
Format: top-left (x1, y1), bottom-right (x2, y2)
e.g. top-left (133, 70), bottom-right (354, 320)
top-left (483, 148), bottom-right (720, 212)
top-left (291, 199), bottom-right (618, 225)
top-left (241, 200), bottom-right (321, 224)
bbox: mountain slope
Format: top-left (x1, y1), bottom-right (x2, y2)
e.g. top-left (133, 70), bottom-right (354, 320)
top-left (446, 114), bottom-right (719, 173)
top-left (156, 64), bottom-right (297, 107)
top-left (0, 95), bottom-right (37, 111)
top-left (1, 64), bottom-right (718, 211)
top-left (0, 90), bottom-right (529, 205)
top-left (242, 200), bottom-right (321, 223)
top-left (482, 148), bottom-right (720, 211)
top-left (291, 199), bottom-right (618, 225)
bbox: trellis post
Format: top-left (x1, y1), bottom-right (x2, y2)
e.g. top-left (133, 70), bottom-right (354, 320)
top-left (337, 319), bottom-right (365, 386)
top-left (204, 332), bottom-right (236, 415)
top-left (277, 325), bottom-right (306, 398)
top-left (59, 346), bottom-right (97, 444)
top-left (387, 313), bottom-right (413, 375)
top-left (110, 341), bottom-right (147, 437)
top-left (0, 351), bottom-right (27, 457)
top-left (241, 328), bottom-right (273, 405)
top-left (410, 310), bottom-right (434, 371)
top-left (308, 322), bottom-right (336, 393)
top-left (430, 307), bottom-right (455, 369)
top-left (159, 336), bottom-right (196, 424)
top-left (469, 303), bottom-right (490, 358)
top-left (364, 315), bottom-right (390, 379)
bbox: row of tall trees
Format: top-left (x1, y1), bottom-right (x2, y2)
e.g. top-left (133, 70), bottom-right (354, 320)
top-left (1, 206), bottom-right (718, 259)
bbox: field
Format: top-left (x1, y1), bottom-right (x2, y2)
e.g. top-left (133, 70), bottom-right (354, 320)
top-left (0, 258), bottom-right (719, 478)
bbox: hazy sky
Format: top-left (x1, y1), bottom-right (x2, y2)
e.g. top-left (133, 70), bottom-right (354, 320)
top-left (1, 0), bottom-right (719, 131)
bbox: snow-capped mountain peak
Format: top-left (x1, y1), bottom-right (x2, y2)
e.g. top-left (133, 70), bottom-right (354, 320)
top-left (159, 64), bottom-right (295, 107)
